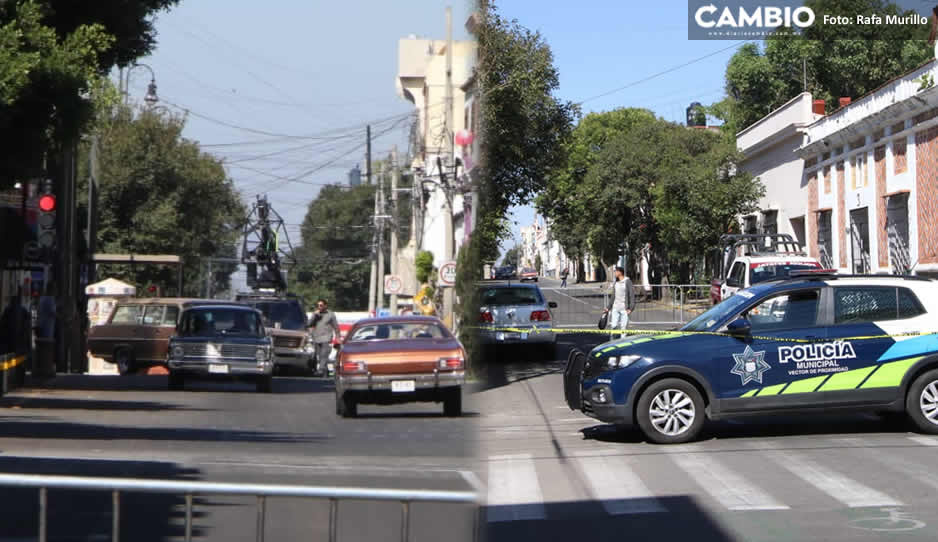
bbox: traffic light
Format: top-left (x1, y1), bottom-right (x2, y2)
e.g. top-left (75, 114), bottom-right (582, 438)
top-left (37, 179), bottom-right (56, 254)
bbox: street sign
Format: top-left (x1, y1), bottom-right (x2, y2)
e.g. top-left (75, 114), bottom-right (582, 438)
top-left (384, 275), bottom-right (403, 294)
top-left (377, 308), bottom-right (391, 318)
top-left (439, 261), bottom-right (457, 286)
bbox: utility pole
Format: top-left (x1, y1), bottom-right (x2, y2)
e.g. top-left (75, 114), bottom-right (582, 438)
top-left (390, 147), bottom-right (400, 315)
top-left (442, 5), bottom-right (455, 328)
top-left (86, 136), bottom-right (99, 288)
top-left (368, 181), bottom-right (378, 314)
top-left (376, 162), bottom-right (386, 312)
top-left (366, 125), bottom-right (372, 185)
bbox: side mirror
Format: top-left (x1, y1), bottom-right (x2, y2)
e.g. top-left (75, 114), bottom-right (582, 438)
top-left (725, 318), bottom-right (752, 337)
top-left (548, 301), bottom-right (558, 308)
top-left (725, 277), bottom-right (739, 288)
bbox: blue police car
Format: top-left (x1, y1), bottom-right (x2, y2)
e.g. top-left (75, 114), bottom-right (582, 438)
top-left (564, 272), bottom-right (938, 444)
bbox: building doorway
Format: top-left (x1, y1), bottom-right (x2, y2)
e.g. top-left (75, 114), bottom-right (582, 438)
top-left (817, 210), bottom-right (833, 269)
top-left (850, 207), bottom-right (871, 274)
top-left (887, 193), bottom-right (911, 274)
top-left (790, 216), bottom-right (806, 250)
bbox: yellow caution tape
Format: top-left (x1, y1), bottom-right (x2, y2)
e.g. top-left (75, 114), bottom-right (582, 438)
top-left (468, 326), bottom-right (938, 344)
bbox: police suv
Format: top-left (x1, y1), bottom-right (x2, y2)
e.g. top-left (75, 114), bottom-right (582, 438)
top-left (564, 271), bottom-right (938, 444)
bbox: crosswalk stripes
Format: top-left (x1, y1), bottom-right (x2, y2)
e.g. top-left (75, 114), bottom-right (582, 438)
top-left (762, 450), bottom-right (903, 508)
top-left (574, 455), bottom-right (667, 515)
top-left (666, 452), bottom-right (789, 511)
top-left (486, 454), bottom-right (547, 523)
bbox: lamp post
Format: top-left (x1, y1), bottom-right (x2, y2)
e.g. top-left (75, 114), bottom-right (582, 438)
top-left (122, 63), bottom-right (159, 107)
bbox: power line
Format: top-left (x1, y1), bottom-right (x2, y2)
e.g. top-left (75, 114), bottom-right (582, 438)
top-left (576, 41), bottom-right (746, 106)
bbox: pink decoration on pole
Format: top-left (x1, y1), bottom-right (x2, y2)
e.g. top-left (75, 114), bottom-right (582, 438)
top-left (455, 129), bottom-right (474, 146)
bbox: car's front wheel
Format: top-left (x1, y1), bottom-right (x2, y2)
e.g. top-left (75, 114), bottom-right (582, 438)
top-left (443, 388), bottom-right (462, 417)
top-left (256, 375), bottom-right (273, 393)
top-left (636, 378), bottom-right (705, 444)
top-left (906, 369), bottom-right (938, 434)
top-left (115, 348), bottom-right (134, 376)
top-left (168, 372), bottom-right (184, 391)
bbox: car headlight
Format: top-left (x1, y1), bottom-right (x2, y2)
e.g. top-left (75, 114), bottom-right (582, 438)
top-left (608, 354), bottom-right (641, 369)
top-left (172, 345), bottom-right (184, 360)
top-left (256, 347), bottom-right (268, 362)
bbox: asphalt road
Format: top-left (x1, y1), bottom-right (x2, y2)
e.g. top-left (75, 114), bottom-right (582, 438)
top-left (477, 334), bottom-right (938, 542)
top-left (0, 374), bottom-right (478, 541)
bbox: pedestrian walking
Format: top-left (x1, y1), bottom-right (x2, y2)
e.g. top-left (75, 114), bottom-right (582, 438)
top-left (309, 298), bottom-right (339, 376)
top-left (560, 267), bottom-right (569, 288)
top-left (603, 267), bottom-right (635, 340)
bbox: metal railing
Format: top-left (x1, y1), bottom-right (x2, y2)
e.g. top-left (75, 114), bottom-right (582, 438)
top-left (0, 472), bottom-right (479, 542)
top-left (541, 284), bottom-right (711, 328)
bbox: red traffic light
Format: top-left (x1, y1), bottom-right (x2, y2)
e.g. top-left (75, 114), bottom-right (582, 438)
top-left (38, 194), bottom-right (56, 212)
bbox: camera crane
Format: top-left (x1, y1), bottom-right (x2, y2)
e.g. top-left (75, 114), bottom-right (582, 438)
top-left (241, 195), bottom-right (297, 294)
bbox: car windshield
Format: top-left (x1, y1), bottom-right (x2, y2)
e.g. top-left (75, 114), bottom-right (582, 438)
top-left (348, 322), bottom-right (449, 341)
top-left (750, 264), bottom-right (820, 284)
top-left (179, 308), bottom-right (264, 337)
top-left (680, 292), bottom-right (757, 332)
top-left (480, 287), bottom-right (542, 306)
top-left (250, 301), bottom-right (307, 330)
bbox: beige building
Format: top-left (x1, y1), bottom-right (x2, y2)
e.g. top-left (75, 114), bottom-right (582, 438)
top-left (397, 27), bottom-right (477, 269)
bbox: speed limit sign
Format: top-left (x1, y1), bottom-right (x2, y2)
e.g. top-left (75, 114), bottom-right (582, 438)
top-left (439, 261), bottom-right (457, 286)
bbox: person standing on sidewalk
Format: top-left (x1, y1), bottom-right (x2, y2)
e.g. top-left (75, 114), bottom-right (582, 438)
top-left (560, 267), bottom-right (569, 288)
top-left (309, 299), bottom-right (339, 376)
top-left (604, 267), bottom-right (635, 340)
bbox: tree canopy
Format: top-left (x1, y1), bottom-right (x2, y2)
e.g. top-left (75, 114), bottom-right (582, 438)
top-left (711, 0), bottom-right (932, 135)
top-left (500, 245), bottom-right (520, 268)
top-left (79, 104), bottom-right (246, 295)
top-left (0, 0), bottom-right (180, 189)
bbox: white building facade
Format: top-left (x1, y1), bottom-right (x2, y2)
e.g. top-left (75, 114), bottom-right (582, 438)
top-left (740, 60), bottom-right (938, 277)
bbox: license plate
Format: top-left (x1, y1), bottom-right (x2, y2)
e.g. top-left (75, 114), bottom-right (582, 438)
top-left (391, 380), bottom-right (415, 393)
top-left (496, 332), bottom-right (505, 341)
top-left (208, 364), bottom-right (229, 374)
top-left (521, 332), bottom-right (528, 340)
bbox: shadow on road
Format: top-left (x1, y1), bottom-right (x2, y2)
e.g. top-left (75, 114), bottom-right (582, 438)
top-left (352, 411), bottom-right (482, 419)
top-left (477, 333), bottom-right (608, 392)
top-left (580, 412), bottom-right (910, 446)
top-left (0, 395), bottom-right (209, 412)
top-left (0, 456), bottom-right (208, 541)
top-left (484, 496), bottom-right (737, 542)
top-left (23, 374), bottom-right (336, 395)
top-left (0, 418), bottom-right (328, 444)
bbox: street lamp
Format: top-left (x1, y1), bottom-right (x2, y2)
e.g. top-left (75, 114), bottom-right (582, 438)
top-left (124, 63), bottom-right (159, 107)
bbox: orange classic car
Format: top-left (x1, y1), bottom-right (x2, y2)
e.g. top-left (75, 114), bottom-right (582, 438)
top-left (334, 315), bottom-right (465, 417)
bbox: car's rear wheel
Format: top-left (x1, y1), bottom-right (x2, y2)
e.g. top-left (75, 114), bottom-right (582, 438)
top-left (636, 378), bottom-right (705, 444)
top-left (115, 348), bottom-right (134, 376)
top-left (168, 372), bottom-right (184, 391)
top-left (256, 375), bottom-right (273, 393)
top-left (443, 388), bottom-right (462, 417)
top-left (906, 369), bottom-right (938, 434)
top-left (337, 392), bottom-right (357, 417)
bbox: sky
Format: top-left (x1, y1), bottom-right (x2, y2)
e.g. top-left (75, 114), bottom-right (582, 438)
top-left (493, 1), bottom-right (745, 256)
top-left (123, 0), bottom-right (473, 248)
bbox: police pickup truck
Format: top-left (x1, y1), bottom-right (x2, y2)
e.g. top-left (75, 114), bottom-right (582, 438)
top-left (565, 271), bottom-right (938, 444)
top-left (710, 234), bottom-right (821, 304)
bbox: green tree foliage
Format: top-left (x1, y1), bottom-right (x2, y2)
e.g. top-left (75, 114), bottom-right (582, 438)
top-left (537, 108), bottom-right (656, 268)
top-left (291, 184), bottom-right (377, 311)
top-left (534, 254), bottom-right (542, 273)
top-left (78, 107), bottom-right (246, 295)
top-left (475, 1), bottom-right (577, 260)
top-left (0, 0), bottom-right (181, 189)
top-left (500, 245), bottom-right (521, 268)
top-left (415, 250), bottom-right (435, 285)
top-left (712, 0), bottom-right (932, 134)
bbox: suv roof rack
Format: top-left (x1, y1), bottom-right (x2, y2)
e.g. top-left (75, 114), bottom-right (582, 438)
top-left (784, 270), bottom-right (932, 282)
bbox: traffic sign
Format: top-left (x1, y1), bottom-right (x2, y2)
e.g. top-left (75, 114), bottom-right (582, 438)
top-left (439, 261), bottom-right (457, 286)
top-left (384, 275), bottom-right (403, 294)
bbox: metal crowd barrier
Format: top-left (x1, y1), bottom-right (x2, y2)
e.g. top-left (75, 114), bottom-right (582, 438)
top-left (0, 472), bottom-right (479, 542)
top-left (541, 284), bottom-right (712, 328)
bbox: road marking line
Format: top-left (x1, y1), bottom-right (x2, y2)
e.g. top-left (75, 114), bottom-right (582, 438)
top-left (907, 435), bottom-right (938, 447)
top-left (486, 454), bottom-right (546, 523)
top-left (545, 288), bottom-right (605, 310)
top-left (668, 453), bottom-right (789, 511)
top-left (575, 455), bottom-right (666, 515)
top-left (766, 450), bottom-right (902, 508)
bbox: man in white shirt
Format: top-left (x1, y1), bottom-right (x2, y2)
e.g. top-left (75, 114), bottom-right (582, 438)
top-left (604, 267), bottom-right (635, 339)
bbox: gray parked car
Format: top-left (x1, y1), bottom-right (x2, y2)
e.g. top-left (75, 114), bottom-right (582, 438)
top-left (478, 283), bottom-right (557, 358)
top-left (166, 303), bottom-right (274, 392)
